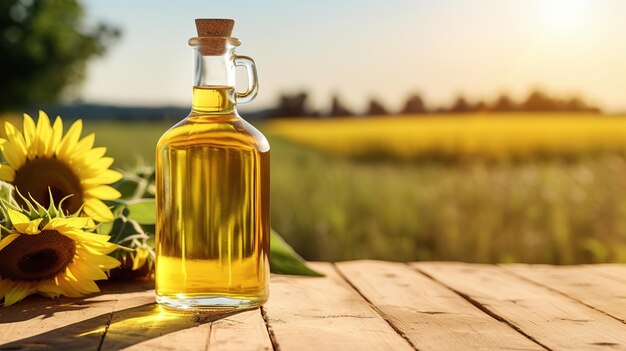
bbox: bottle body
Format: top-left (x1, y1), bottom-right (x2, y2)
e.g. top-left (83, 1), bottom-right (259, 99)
top-left (155, 86), bottom-right (270, 311)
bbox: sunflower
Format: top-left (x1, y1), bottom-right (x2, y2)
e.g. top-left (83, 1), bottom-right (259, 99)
top-left (0, 194), bottom-right (120, 306)
top-left (0, 111), bottom-right (122, 222)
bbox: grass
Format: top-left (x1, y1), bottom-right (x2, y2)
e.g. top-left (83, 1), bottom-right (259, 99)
top-left (82, 120), bottom-right (170, 168)
top-left (9, 115), bottom-right (626, 263)
top-left (268, 137), bottom-right (626, 263)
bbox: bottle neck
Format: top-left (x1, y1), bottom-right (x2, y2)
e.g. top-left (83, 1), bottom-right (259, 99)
top-left (192, 86), bottom-right (236, 113)
top-left (191, 47), bottom-right (237, 113)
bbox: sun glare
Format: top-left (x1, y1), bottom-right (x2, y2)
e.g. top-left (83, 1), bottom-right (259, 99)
top-left (541, 0), bottom-right (588, 32)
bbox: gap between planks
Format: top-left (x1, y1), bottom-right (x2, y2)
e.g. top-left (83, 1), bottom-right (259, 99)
top-left (500, 264), bottom-right (626, 325)
top-left (263, 262), bottom-right (414, 351)
top-left (332, 263), bottom-right (419, 350)
top-left (414, 262), bottom-right (626, 351)
top-left (335, 260), bottom-right (545, 351)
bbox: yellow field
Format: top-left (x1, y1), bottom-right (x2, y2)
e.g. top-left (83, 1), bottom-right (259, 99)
top-left (265, 113), bottom-right (626, 160)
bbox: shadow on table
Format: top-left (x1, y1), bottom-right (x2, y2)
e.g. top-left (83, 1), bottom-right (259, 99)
top-left (0, 280), bottom-right (154, 324)
top-left (0, 302), bottom-right (238, 350)
top-left (0, 281), bottom-right (241, 350)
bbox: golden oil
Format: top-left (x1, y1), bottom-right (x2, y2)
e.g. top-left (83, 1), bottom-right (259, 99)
top-left (155, 85), bottom-right (270, 311)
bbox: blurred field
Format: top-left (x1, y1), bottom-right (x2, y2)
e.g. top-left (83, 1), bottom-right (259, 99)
top-left (266, 114), bottom-right (626, 161)
top-left (7, 115), bottom-right (626, 264)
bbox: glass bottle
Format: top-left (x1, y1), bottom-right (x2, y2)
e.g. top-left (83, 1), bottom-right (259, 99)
top-left (155, 19), bottom-right (270, 312)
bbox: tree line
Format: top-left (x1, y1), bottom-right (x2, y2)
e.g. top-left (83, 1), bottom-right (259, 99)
top-left (268, 89), bottom-right (601, 118)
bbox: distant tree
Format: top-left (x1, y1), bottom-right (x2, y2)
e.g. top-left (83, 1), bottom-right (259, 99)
top-left (328, 95), bottom-right (353, 117)
top-left (562, 96), bottom-right (600, 113)
top-left (269, 92), bottom-right (314, 118)
top-left (491, 93), bottom-right (516, 112)
top-left (366, 98), bottom-right (388, 116)
top-left (0, 0), bottom-right (120, 111)
top-left (401, 94), bottom-right (427, 114)
top-left (472, 100), bottom-right (489, 113)
top-left (448, 96), bottom-right (471, 113)
top-left (521, 90), bottom-right (557, 111)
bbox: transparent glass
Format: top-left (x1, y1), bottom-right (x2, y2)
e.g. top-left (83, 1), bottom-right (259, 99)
top-left (155, 39), bottom-right (270, 312)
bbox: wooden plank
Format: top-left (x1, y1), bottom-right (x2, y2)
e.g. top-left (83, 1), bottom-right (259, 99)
top-left (586, 264), bottom-right (626, 282)
top-left (207, 310), bottom-right (273, 351)
top-left (0, 281), bottom-right (153, 351)
top-left (263, 262), bottom-right (414, 351)
top-left (337, 260), bottom-right (544, 351)
top-left (414, 262), bottom-right (626, 350)
top-left (105, 308), bottom-right (272, 351)
top-left (503, 264), bottom-right (626, 323)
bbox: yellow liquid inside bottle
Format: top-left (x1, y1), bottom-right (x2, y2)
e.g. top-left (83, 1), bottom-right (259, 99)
top-left (155, 86), bottom-right (270, 311)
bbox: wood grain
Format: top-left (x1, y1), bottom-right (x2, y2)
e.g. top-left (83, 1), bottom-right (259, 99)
top-left (503, 264), bottom-right (626, 323)
top-left (263, 262), bottom-right (414, 351)
top-left (206, 310), bottom-right (273, 351)
top-left (0, 281), bottom-right (153, 351)
top-left (586, 264), bottom-right (626, 282)
top-left (337, 260), bottom-right (544, 351)
top-left (414, 262), bottom-right (626, 350)
top-left (104, 307), bottom-right (272, 351)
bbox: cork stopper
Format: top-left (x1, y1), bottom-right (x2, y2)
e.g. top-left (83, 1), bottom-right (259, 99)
top-left (190, 19), bottom-right (238, 55)
top-left (195, 19), bottom-right (234, 37)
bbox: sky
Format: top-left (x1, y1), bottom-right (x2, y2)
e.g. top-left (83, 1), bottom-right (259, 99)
top-left (81, 0), bottom-right (626, 113)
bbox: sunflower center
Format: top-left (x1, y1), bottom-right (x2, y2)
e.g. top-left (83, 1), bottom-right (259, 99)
top-left (13, 157), bottom-right (84, 214)
top-left (0, 230), bottom-right (76, 281)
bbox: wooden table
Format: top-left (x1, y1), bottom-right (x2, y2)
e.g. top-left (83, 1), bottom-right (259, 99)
top-left (2, 261), bottom-right (626, 350)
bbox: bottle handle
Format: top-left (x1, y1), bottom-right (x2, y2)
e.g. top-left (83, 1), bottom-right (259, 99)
top-left (235, 55), bottom-right (259, 104)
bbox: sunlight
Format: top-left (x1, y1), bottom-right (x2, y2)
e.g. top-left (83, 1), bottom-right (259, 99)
top-left (541, 0), bottom-right (589, 32)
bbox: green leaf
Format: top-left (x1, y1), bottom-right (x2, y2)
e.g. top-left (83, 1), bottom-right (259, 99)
top-left (113, 178), bottom-right (143, 200)
top-left (126, 199), bottom-right (156, 225)
top-left (270, 229), bottom-right (324, 276)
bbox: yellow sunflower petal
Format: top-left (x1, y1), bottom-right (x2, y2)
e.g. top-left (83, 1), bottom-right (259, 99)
top-left (4, 122), bottom-right (28, 157)
top-left (0, 233), bottom-right (20, 251)
top-left (7, 210), bottom-right (42, 235)
top-left (89, 157), bottom-right (115, 171)
top-left (14, 218), bottom-right (43, 235)
top-left (44, 217), bottom-right (92, 231)
top-left (0, 164), bottom-right (15, 182)
top-left (65, 265), bottom-right (101, 294)
top-left (0, 141), bottom-right (26, 170)
top-left (38, 279), bottom-right (64, 298)
top-left (82, 199), bottom-right (115, 222)
top-left (56, 119), bottom-right (83, 160)
top-left (22, 113), bottom-right (37, 159)
top-left (82, 169), bottom-right (123, 186)
top-left (50, 116), bottom-right (63, 154)
top-left (36, 110), bottom-right (53, 158)
top-left (73, 133), bottom-right (95, 155)
top-left (62, 230), bottom-right (111, 244)
top-left (76, 158), bottom-right (116, 180)
top-left (4, 281), bottom-right (37, 306)
top-left (7, 209), bottom-right (30, 226)
top-left (132, 247), bottom-right (150, 271)
top-left (64, 266), bottom-right (79, 282)
top-left (82, 146), bottom-right (108, 162)
top-left (0, 278), bottom-right (13, 299)
top-left (74, 275), bottom-right (100, 294)
top-left (77, 240), bottom-right (118, 257)
top-left (68, 260), bottom-right (108, 280)
top-left (85, 185), bottom-right (121, 200)
top-left (82, 251), bottom-right (121, 270)
top-left (54, 276), bottom-right (83, 297)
